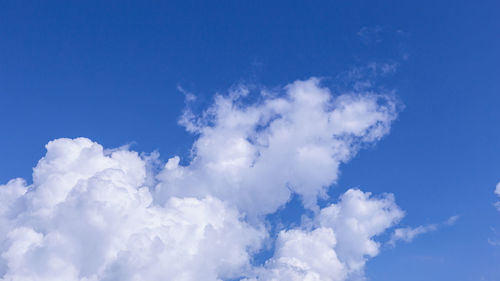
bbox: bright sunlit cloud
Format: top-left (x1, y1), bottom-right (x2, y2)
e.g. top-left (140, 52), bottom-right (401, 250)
top-left (0, 78), bottom-right (446, 281)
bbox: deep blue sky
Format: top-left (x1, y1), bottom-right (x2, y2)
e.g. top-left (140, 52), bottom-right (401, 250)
top-left (1, 1), bottom-right (499, 280)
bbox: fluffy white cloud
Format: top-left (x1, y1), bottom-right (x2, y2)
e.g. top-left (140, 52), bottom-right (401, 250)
top-left (157, 78), bottom-right (398, 217)
top-left (247, 228), bottom-right (346, 281)
top-left (0, 78), bottom-right (406, 281)
top-left (0, 138), bottom-right (265, 281)
top-left (246, 189), bottom-right (403, 281)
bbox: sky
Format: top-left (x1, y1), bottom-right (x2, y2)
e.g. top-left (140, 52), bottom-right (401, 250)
top-left (0, 1), bottom-right (499, 281)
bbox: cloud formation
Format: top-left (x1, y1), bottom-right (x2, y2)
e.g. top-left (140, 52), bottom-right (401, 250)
top-left (495, 182), bottom-right (500, 211)
top-left (1, 78), bottom-right (405, 281)
top-left (388, 215), bottom-right (460, 246)
top-left (357, 26), bottom-right (383, 44)
top-left (389, 225), bottom-right (437, 246)
top-left (161, 79), bottom-right (398, 217)
top-left (247, 190), bottom-right (403, 281)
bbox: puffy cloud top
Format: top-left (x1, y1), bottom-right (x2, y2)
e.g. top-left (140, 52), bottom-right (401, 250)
top-left (159, 78), bottom-right (398, 216)
top-left (0, 78), bottom-right (403, 281)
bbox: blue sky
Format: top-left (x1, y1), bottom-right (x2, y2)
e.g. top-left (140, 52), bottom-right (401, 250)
top-left (1, 1), bottom-right (499, 280)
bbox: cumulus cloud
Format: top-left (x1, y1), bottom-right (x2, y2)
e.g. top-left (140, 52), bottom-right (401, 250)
top-left (160, 78), bottom-right (399, 217)
top-left (246, 190), bottom-right (403, 281)
top-left (0, 139), bottom-right (265, 281)
top-left (1, 78), bottom-right (407, 281)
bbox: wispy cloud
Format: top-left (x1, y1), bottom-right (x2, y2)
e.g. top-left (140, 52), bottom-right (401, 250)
top-left (494, 182), bottom-right (500, 211)
top-left (388, 215), bottom-right (460, 246)
top-left (445, 215), bottom-right (460, 225)
top-left (177, 85), bottom-right (196, 102)
top-left (488, 227), bottom-right (500, 247)
top-left (357, 25), bottom-right (383, 44)
top-left (488, 239), bottom-right (500, 246)
top-left (337, 61), bottom-right (400, 93)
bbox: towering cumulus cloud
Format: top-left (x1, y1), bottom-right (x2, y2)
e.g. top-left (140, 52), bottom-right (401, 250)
top-left (0, 78), bottom-right (403, 281)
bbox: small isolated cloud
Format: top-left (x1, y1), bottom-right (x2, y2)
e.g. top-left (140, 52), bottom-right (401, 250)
top-left (389, 224), bottom-right (438, 246)
top-left (445, 215), bottom-right (460, 225)
top-left (357, 25), bottom-right (383, 44)
top-left (389, 215), bottom-right (460, 246)
top-left (0, 78), bottom-right (406, 281)
top-left (494, 182), bottom-right (500, 211)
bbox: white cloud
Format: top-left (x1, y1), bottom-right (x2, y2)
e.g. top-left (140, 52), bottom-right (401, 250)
top-left (388, 225), bottom-right (437, 246)
top-left (495, 182), bottom-right (500, 211)
top-left (0, 138), bottom-right (265, 281)
top-left (159, 78), bottom-right (399, 217)
top-left (357, 26), bottom-right (383, 44)
top-left (488, 227), bottom-right (500, 247)
top-left (388, 215), bottom-right (460, 246)
top-left (247, 189), bottom-right (403, 281)
top-left (342, 62), bottom-right (399, 92)
top-left (445, 215), bottom-right (460, 225)
top-left (248, 228), bottom-right (346, 281)
top-left (0, 78), bottom-right (407, 281)
top-left (242, 190), bottom-right (403, 281)
top-left (317, 190), bottom-right (404, 275)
